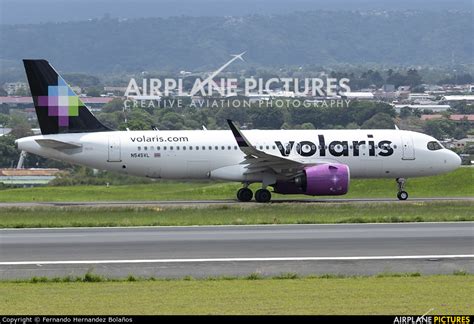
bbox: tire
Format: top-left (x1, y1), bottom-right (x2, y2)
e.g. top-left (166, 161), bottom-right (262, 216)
top-left (255, 189), bottom-right (271, 203)
top-left (397, 191), bottom-right (408, 200)
top-left (237, 188), bottom-right (253, 202)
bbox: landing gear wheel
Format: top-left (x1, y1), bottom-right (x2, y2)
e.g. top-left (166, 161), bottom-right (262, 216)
top-left (255, 189), bottom-right (271, 203)
top-left (397, 191), bottom-right (408, 201)
top-left (395, 178), bottom-right (408, 201)
top-left (237, 188), bottom-right (253, 202)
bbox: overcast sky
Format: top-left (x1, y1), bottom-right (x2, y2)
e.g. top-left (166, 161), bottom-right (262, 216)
top-left (0, 0), bottom-right (471, 25)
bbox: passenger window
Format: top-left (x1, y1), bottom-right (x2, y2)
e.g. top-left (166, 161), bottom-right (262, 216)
top-left (138, 146), bottom-right (141, 151)
top-left (157, 146), bottom-right (160, 150)
top-left (221, 146), bottom-right (225, 150)
top-left (234, 146), bottom-right (238, 150)
top-left (202, 146), bottom-right (206, 150)
top-left (215, 146), bottom-right (218, 150)
top-left (144, 146), bottom-right (147, 151)
top-left (183, 146), bottom-right (186, 150)
top-left (427, 141), bottom-right (443, 151)
top-left (209, 146), bottom-right (212, 150)
top-left (163, 146), bottom-right (167, 150)
top-left (170, 146), bottom-right (173, 150)
top-left (196, 146), bottom-right (199, 150)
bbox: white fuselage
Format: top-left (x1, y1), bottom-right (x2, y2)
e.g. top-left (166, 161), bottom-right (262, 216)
top-left (17, 129), bottom-right (461, 183)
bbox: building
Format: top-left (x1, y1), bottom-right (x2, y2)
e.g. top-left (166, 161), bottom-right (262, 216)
top-left (382, 84), bottom-right (395, 92)
top-left (0, 127), bottom-right (12, 136)
top-left (0, 96), bottom-right (116, 113)
top-left (420, 114), bottom-right (474, 122)
top-left (408, 93), bottom-right (433, 102)
top-left (2, 82), bottom-right (28, 95)
top-left (0, 96), bottom-right (33, 109)
top-left (451, 137), bottom-right (474, 149)
top-left (441, 95), bottom-right (474, 104)
top-left (104, 86), bottom-right (128, 95)
top-left (340, 92), bottom-right (374, 100)
top-left (393, 104), bottom-right (451, 113)
top-left (0, 168), bottom-right (61, 187)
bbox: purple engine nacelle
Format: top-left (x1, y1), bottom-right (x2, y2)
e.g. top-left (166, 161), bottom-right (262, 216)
top-left (274, 164), bottom-right (350, 196)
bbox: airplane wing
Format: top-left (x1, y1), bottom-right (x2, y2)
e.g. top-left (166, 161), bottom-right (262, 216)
top-left (35, 139), bottom-right (83, 150)
top-left (227, 120), bottom-right (315, 178)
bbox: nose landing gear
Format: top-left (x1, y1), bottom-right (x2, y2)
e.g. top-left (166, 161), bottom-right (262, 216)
top-left (396, 178), bottom-right (408, 200)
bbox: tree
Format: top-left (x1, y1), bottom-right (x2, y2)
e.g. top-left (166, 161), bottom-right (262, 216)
top-left (399, 107), bottom-right (412, 119)
top-left (349, 101), bottom-right (396, 126)
top-left (248, 105), bottom-right (285, 129)
top-left (345, 122), bottom-right (360, 129)
top-left (0, 113), bottom-right (9, 126)
top-left (0, 135), bottom-right (19, 168)
top-left (158, 111), bottom-right (185, 130)
top-left (102, 98), bottom-right (126, 113)
top-left (62, 73), bottom-right (100, 87)
top-left (0, 104), bottom-right (9, 114)
top-left (406, 69), bottom-right (423, 87)
top-left (7, 113), bottom-right (32, 139)
top-left (13, 86), bottom-right (30, 96)
top-left (124, 109), bottom-right (155, 130)
top-left (423, 119), bottom-right (456, 140)
top-left (361, 113), bottom-right (395, 129)
top-left (85, 87), bottom-right (102, 97)
top-left (300, 122), bottom-right (315, 129)
top-left (452, 102), bottom-right (474, 114)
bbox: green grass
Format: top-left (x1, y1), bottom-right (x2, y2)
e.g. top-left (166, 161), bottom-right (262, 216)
top-left (0, 201), bottom-right (472, 228)
top-left (0, 167), bottom-right (472, 202)
top-left (1, 276), bottom-right (472, 314)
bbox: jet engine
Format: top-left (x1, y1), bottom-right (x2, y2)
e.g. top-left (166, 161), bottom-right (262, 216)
top-left (273, 164), bottom-right (350, 196)
top-left (295, 164), bottom-right (350, 195)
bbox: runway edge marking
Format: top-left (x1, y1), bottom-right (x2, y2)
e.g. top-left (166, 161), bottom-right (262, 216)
top-left (1, 255), bottom-right (473, 265)
top-left (1, 221), bottom-right (473, 231)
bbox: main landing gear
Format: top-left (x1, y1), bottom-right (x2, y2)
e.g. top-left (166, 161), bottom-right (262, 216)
top-left (255, 188), bottom-right (272, 203)
top-left (236, 186), bottom-right (272, 203)
top-left (396, 178), bottom-right (408, 200)
top-left (236, 187), bottom-right (253, 202)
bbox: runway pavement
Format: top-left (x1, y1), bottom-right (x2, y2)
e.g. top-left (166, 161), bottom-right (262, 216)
top-left (0, 222), bottom-right (473, 279)
top-left (0, 196), bottom-right (472, 208)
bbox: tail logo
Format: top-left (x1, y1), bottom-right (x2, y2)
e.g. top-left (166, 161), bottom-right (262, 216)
top-left (37, 77), bottom-right (82, 127)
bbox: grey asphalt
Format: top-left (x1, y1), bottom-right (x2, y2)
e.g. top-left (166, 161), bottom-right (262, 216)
top-left (0, 196), bottom-right (472, 208)
top-left (0, 222), bottom-right (473, 279)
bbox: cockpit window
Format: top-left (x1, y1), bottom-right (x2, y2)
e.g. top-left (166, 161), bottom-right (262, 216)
top-left (427, 141), bottom-right (443, 151)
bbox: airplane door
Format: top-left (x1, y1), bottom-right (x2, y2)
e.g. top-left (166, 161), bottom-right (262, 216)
top-left (108, 137), bottom-right (122, 162)
top-left (401, 134), bottom-right (415, 160)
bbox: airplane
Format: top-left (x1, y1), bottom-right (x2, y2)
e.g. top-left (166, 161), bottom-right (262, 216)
top-left (16, 60), bottom-right (461, 202)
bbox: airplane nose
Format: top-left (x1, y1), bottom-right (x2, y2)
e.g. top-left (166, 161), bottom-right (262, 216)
top-left (446, 150), bottom-right (462, 170)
